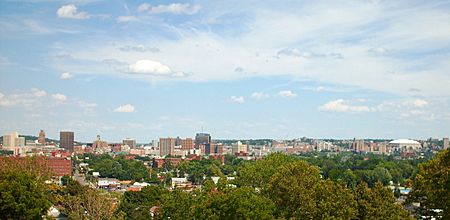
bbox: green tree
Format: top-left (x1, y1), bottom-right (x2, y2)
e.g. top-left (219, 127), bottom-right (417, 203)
top-left (118, 185), bottom-right (168, 219)
top-left (355, 182), bottom-right (412, 219)
top-left (408, 149), bottom-right (449, 219)
top-left (237, 153), bottom-right (296, 190)
top-left (267, 160), bottom-right (357, 219)
top-left (197, 187), bottom-right (275, 220)
top-left (0, 157), bottom-right (53, 219)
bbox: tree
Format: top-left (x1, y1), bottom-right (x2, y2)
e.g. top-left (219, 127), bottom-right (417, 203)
top-left (197, 187), bottom-right (276, 220)
top-left (0, 157), bottom-right (53, 219)
top-left (355, 182), bottom-right (412, 219)
top-left (237, 153), bottom-right (297, 190)
top-left (408, 149), bottom-right (449, 219)
top-left (62, 186), bottom-right (120, 220)
top-left (118, 186), bottom-right (168, 219)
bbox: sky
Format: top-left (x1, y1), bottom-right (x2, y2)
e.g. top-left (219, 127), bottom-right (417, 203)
top-left (0, 0), bottom-right (449, 142)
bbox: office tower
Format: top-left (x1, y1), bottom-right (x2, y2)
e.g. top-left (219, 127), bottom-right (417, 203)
top-left (123, 138), bottom-right (136, 148)
top-left (160, 137), bottom-right (176, 156)
top-left (205, 143), bottom-right (223, 155)
top-left (352, 139), bottom-right (365, 152)
top-left (93, 135), bottom-right (108, 151)
top-left (444, 137), bottom-right (449, 150)
top-left (60, 131), bottom-right (74, 152)
top-left (232, 141), bottom-right (247, 155)
top-left (38, 129), bottom-right (46, 144)
top-left (2, 132), bottom-right (25, 148)
top-left (176, 137), bottom-right (194, 151)
top-left (195, 133), bottom-right (211, 147)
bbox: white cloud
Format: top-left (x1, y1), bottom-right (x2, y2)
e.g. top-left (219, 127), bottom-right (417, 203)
top-left (129, 59), bottom-right (172, 75)
top-left (137, 3), bottom-right (201, 15)
top-left (57, 4), bottom-right (90, 19)
top-left (319, 99), bottom-right (371, 112)
top-left (251, 92), bottom-right (269, 100)
top-left (278, 90), bottom-right (297, 99)
top-left (32, 89), bottom-right (47, 97)
top-left (117, 16), bottom-right (138, 23)
top-left (114, 104), bottom-right (135, 113)
top-left (52, 93), bottom-right (67, 102)
top-left (60, 72), bottom-right (73, 80)
top-left (403, 99), bottom-right (428, 108)
top-left (0, 89), bottom-right (48, 107)
top-left (368, 47), bottom-right (389, 54)
top-left (137, 3), bottom-right (151, 12)
top-left (118, 45), bottom-right (159, 53)
top-left (229, 96), bottom-right (245, 104)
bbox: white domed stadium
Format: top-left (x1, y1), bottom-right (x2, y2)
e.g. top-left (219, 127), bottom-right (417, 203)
top-left (389, 139), bottom-right (422, 151)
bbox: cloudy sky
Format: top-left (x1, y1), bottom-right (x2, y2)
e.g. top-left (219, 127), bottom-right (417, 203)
top-left (0, 0), bottom-right (449, 142)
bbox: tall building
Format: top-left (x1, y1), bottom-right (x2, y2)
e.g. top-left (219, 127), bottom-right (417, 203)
top-left (232, 141), bottom-right (247, 155)
top-left (2, 132), bottom-right (25, 148)
top-left (444, 137), bottom-right (449, 150)
top-left (93, 135), bottom-right (108, 152)
top-left (38, 129), bottom-right (46, 144)
top-left (204, 142), bottom-right (223, 155)
top-left (60, 131), bottom-right (74, 152)
top-left (160, 137), bottom-right (176, 156)
top-left (176, 137), bottom-right (194, 151)
top-left (352, 139), bottom-right (365, 152)
top-left (195, 133), bottom-right (211, 147)
top-left (123, 138), bottom-right (136, 148)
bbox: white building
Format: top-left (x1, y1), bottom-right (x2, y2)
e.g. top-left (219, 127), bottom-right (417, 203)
top-left (389, 139), bottom-right (422, 152)
top-left (232, 141), bottom-right (247, 155)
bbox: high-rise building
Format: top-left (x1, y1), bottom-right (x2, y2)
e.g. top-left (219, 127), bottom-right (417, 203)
top-left (205, 142), bottom-right (223, 155)
top-left (93, 135), bottom-right (108, 152)
top-left (38, 129), bottom-right (46, 144)
top-left (123, 138), bottom-right (136, 148)
top-left (176, 137), bottom-right (194, 151)
top-left (195, 133), bottom-right (211, 147)
top-left (2, 132), bottom-right (25, 148)
top-left (160, 137), bottom-right (176, 156)
top-left (232, 141), bottom-right (247, 155)
top-left (352, 139), bottom-right (366, 152)
top-left (60, 131), bottom-right (74, 152)
top-left (444, 137), bottom-right (449, 150)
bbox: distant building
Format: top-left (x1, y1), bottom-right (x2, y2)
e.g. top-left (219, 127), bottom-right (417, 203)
top-left (123, 138), bottom-right (136, 148)
top-left (160, 137), bottom-right (176, 156)
top-left (60, 131), bottom-right (74, 152)
top-left (93, 135), bottom-right (109, 153)
top-left (38, 129), bottom-right (46, 144)
top-left (443, 137), bottom-right (449, 150)
top-left (352, 139), bottom-right (367, 152)
top-left (389, 139), bottom-right (421, 153)
top-left (201, 142), bottom-right (223, 155)
top-left (195, 133), bottom-right (211, 147)
top-left (46, 157), bottom-right (72, 177)
top-left (176, 137), bottom-right (194, 151)
top-left (232, 141), bottom-right (247, 155)
top-left (2, 132), bottom-right (25, 155)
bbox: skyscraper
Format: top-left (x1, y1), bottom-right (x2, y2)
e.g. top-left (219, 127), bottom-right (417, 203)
top-left (176, 137), bottom-right (194, 151)
top-left (444, 137), bottom-right (449, 150)
top-left (123, 138), bottom-right (136, 148)
top-left (195, 133), bottom-right (211, 147)
top-left (60, 131), bottom-right (74, 152)
top-left (160, 137), bottom-right (176, 156)
top-left (38, 129), bottom-right (46, 144)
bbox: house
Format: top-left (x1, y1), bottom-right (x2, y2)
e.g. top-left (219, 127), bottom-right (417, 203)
top-left (98, 178), bottom-right (120, 190)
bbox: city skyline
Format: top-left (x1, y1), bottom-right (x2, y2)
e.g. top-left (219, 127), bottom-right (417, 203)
top-left (1, 1), bottom-right (450, 141)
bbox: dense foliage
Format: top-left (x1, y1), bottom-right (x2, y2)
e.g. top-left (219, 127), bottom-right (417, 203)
top-left (0, 157), bottom-right (53, 219)
top-left (83, 154), bottom-right (149, 181)
top-left (2, 150), bottom-right (447, 219)
top-left (408, 149), bottom-right (449, 219)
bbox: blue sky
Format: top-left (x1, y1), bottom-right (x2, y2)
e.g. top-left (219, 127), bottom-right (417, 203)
top-left (0, 0), bottom-right (449, 142)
